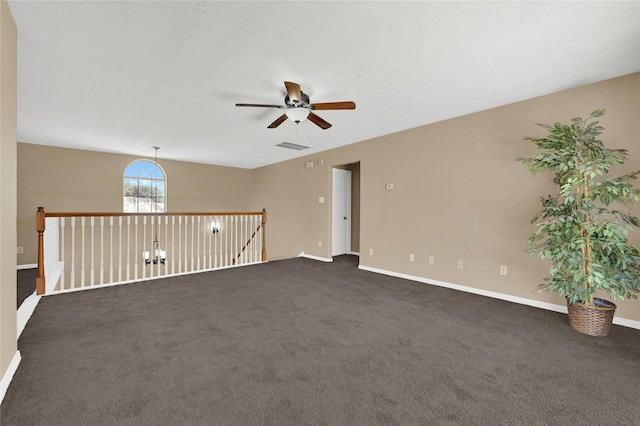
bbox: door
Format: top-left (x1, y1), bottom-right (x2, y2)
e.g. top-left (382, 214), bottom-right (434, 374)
top-left (332, 168), bottom-right (352, 256)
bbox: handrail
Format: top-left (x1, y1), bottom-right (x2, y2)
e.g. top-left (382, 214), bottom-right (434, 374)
top-left (36, 207), bottom-right (267, 295)
top-left (44, 211), bottom-right (263, 217)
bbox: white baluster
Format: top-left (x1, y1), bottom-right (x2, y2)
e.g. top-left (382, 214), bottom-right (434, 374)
top-left (109, 217), bottom-right (113, 284)
top-left (251, 215), bottom-right (255, 262)
top-left (71, 217), bottom-right (76, 289)
top-left (190, 216), bottom-right (195, 271)
top-left (142, 216), bottom-right (147, 279)
top-left (230, 215), bottom-right (234, 265)
top-left (223, 215), bottom-right (228, 266)
top-left (256, 214), bottom-right (261, 262)
top-left (81, 217), bottom-right (86, 287)
top-left (118, 217), bottom-right (123, 282)
top-left (184, 215), bottom-right (189, 272)
top-left (90, 217), bottom-right (96, 286)
top-left (250, 215), bottom-right (255, 263)
top-left (172, 216), bottom-right (176, 275)
top-left (214, 215), bottom-right (219, 268)
top-left (178, 216), bottom-right (182, 273)
top-left (148, 216), bottom-right (153, 279)
top-left (208, 216), bottom-right (213, 269)
top-left (197, 216), bottom-right (201, 271)
top-left (60, 217), bottom-right (66, 290)
top-left (245, 215), bottom-right (250, 264)
top-left (164, 215), bottom-right (169, 276)
top-left (126, 216), bottom-right (131, 282)
top-left (156, 216), bottom-right (161, 277)
top-left (134, 216), bottom-right (139, 280)
top-left (240, 215), bottom-right (243, 263)
top-left (224, 216), bottom-right (233, 266)
top-left (254, 214), bottom-right (259, 262)
top-left (245, 215), bottom-right (249, 264)
top-left (238, 215), bottom-right (243, 265)
top-left (257, 215), bottom-right (262, 262)
top-left (234, 215), bottom-right (238, 265)
top-left (185, 216), bottom-right (190, 271)
top-left (99, 217), bottom-right (104, 285)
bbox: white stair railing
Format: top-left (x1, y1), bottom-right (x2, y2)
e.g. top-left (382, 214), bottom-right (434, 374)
top-left (36, 208), bottom-right (267, 295)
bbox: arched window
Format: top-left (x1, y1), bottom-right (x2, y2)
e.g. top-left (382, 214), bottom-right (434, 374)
top-left (123, 160), bottom-right (166, 213)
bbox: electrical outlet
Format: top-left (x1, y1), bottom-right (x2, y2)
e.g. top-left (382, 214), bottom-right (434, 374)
top-left (457, 260), bottom-right (463, 269)
top-left (429, 256), bottom-right (434, 264)
top-left (318, 241), bottom-right (322, 248)
top-left (500, 265), bottom-right (508, 276)
top-left (409, 253), bottom-right (414, 262)
top-left (16, 246), bottom-right (24, 254)
top-left (369, 248), bottom-right (373, 256)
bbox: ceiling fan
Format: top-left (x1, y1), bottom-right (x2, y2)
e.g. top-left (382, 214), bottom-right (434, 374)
top-left (235, 81), bottom-right (356, 129)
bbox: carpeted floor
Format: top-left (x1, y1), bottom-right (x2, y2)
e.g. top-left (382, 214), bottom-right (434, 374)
top-left (2, 255), bottom-right (640, 425)
top-left (17, 268), bottom-right (36, 308)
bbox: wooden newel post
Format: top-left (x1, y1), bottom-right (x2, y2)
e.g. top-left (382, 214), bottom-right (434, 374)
top-left (36, 207), bottom-right (46, 295)
top-left (261, 208), bottom-right (267, 262)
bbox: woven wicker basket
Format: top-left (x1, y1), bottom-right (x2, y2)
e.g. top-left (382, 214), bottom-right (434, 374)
top-left (566, 298), bottom-right (617, 337)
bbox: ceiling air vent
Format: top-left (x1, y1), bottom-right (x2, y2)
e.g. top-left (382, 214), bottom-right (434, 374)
top-left (276, 142), bottom-right (310, 151)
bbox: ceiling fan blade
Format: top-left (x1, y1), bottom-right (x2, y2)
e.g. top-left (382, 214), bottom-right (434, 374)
top-left (267, 114), bottom-right (288, 129)
top-left (284, 81), bottom-right (302, 103)
top-left (236, 103), bottom-right (282, 108)
top-left (309, 101), bottom-right (356, 110)
top-left (308, 112), bottom-right (332, 129)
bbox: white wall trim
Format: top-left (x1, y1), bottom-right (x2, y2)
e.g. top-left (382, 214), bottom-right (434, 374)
top-left (358, 264), bottom-right (640, 330)
top-left (17, 263), bottom-right (36, 270)
top-left (613, 316), bottom-right (640, 330)
top-left (298, 252), bottom-right (333, 262)
top-left (0, 351), bottom-right (21, 405)
top-left (348, 251), bottom-right (360, 256)
top-left (17, 292), bottom-right (42, 338)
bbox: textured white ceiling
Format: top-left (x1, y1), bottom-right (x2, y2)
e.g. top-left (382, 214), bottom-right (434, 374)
top-left (7, 1), bottom-right (640, 169)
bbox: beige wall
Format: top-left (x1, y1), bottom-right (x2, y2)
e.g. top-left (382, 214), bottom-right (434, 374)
top-left (252, 73), bottom-right (640, 323)
top-left (17, 144), bottom-right (253, 265)
top-left (0, 0), bottom-right (17, 385)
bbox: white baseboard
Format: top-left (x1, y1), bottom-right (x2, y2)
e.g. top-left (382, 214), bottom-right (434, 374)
top-left (17, 263), bottom-right (37, 270)
top-left (348, 251), bottom-right (360, 256)
top-left (613, 316), bottom-right (640, 330)
top-left (0, 351), bottom-right (21, 405)
top-left (18, 291), bottom-right (42, 338)
top-left (298, 252), bottom-right (333, 262)
top-left (358, 264), bottom-right (640, 331)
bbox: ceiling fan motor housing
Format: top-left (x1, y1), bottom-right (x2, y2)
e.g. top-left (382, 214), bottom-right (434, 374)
top-left (285, 92), bottom-right (310, 107)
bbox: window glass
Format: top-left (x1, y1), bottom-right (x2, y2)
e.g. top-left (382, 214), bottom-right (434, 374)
top-left (123, 160), bottom-right (166, 213)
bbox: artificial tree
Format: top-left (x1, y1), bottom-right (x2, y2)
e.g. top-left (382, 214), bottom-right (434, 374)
top-left (518, 109), bottom-right (640, 316)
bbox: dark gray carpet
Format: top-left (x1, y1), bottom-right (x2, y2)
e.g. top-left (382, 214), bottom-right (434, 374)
top-left (3, 255), bottom-right (640, 425)
top-left (17, 268), bottom-right (36, 308)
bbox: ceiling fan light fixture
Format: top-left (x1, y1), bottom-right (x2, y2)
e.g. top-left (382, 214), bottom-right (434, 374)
top-left (285, 107), bottom-right (309, 123)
